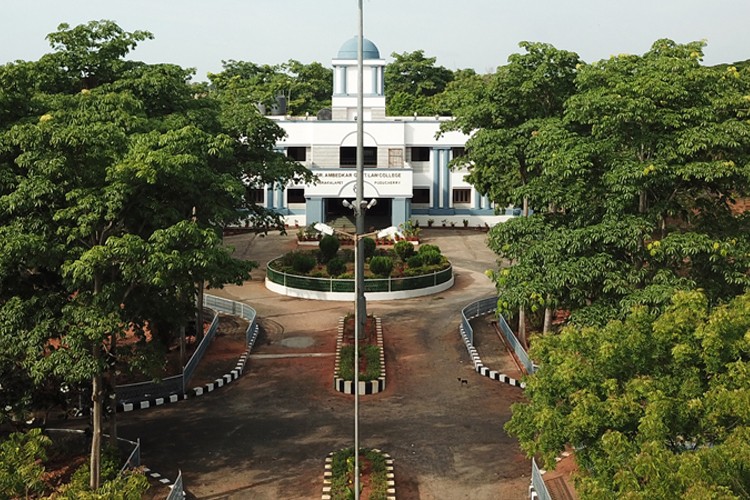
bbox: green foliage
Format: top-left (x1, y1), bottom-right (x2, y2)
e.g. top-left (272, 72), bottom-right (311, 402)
top-left (447, 38), bottom-right (750, 325)
top-left (0, 428), bottom-right (51, 498)
top-left (326, 257), bottom-right (346, 277)
top-left (393, 240), bottom-right (415, 260)
top-left (362, 237), bottom-right (376, 259)
top-left (417, 244), bottom-right (441, 255)
top-left (420, 250), bottom-right (444, 266)
top-left (208, 59), bottom-right (332, 116)
top-left (406, 254), bottom-right (424, 268)
top-left (330, 448), bottom-right (388, 500)
top-left (291, 252), bottom-right (317, 274)
top-left (56, 445), bottom-right (149, 499)
top-left (0, 19), bottom-right (315, 489)
top-left (338, 345), bottom-right (381, 381)
top-left (319, 234), bottom-right (340, 263)
top-left (340, 248), bottom-right (355, 263)
top-left (385, 50), bottom-right (454, 116)
top-left (506, 290), bottom-right (750, 498)
top-left (368, 256), bottom-right (393, 277)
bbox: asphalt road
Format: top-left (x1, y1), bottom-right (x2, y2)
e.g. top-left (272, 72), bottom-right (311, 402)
top-left (118, 228), bottom-right (530, 499)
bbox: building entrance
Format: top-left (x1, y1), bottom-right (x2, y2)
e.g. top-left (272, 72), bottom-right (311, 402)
top-left (324, 197), bottom-right (392, 230)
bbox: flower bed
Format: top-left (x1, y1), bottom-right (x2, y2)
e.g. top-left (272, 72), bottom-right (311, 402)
top-left (322, 447), bottom-right (396, 500)
top-left (334, 315), bottom-right (386, 395)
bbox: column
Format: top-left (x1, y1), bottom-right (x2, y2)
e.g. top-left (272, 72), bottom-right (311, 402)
top-left (276, 184), bottom-right (285, 210)
top-left (305, 196), bottom-right (325, 224)
top-left (441, 149), bottom-right (451, 209)
top-left (432, 148), bottom-right (441, 209)
top-left (391, 197), bottom-right (408, 228)
top-left (266, 186), bottom-right (275, 210)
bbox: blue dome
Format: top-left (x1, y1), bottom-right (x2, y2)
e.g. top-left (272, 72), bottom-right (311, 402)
top-left (337, 37), bottom-right (380, 59)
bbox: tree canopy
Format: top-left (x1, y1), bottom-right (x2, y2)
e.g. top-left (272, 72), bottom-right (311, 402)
top-left (0, 20), bottom-right (309, 490)
top-left (447, 39), bottom-right (750, 327)
top-left (445, 39), bottom-right (750, 499)
top-left (385, 50), bottom-right (456, 116)
top-left (208, 59), bottom-right (333, 116)
top-left (507, 290), bottom-right (750, 498)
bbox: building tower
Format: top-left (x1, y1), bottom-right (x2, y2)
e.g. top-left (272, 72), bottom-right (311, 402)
top-left (331, 37), bottom-right (386, 121)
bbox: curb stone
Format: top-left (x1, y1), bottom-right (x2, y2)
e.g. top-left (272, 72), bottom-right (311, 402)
top-left (117, 324), bottom-right (260, 413)
top-left (333, 317), bottom-right (386, 395)
top-left (322, 448), bottom-right (396, 500)
top-left (458, 314), bottom-right (526, 389)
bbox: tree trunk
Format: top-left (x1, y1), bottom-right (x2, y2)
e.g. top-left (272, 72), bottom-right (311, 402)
top-left (195, 281), bottom-right (204, 342)
top-left (107, 334), bottom-right (117, 449)
top-left (639, 191), bottom-right (647, 213)
top-left (518, 307), bottom-right (527, 349)
top-left (179, 325), bottom-right (186, 369)
top-left (90, 347), bottom-right (102, 491)
top-left (518, 196), bottom-right (529, 349)
top-left (543, 303), bottom-right (553, 334)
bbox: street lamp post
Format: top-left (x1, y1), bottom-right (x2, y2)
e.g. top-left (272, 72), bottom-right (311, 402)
top-left (355, 2), bottom-right (365, 498)
top-left (314, 222), bottom-right (401, 500)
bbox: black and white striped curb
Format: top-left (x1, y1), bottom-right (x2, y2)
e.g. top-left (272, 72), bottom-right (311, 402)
top-left (322, 448), bottom-right (395, 500)
top-left (529, 483), bottom-right (539, 499)
top-left (117, 324), bottom-right (259, 412)
top-left (333, 317), bottom-right (386, 395)
top-left (459, 320), bottom-right (526, 389)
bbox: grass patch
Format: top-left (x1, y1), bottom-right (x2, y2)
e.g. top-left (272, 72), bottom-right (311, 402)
top-left (330, 447), bottom-right (388, 500)
top-left (338, 344), bottom-right (381, 381)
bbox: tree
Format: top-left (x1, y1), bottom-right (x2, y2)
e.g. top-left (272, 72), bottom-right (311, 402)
top-left (506, 290), bottom-right (750, 498)
top-left (385, 50), bottom-right (454, 115)
top-left (464, 40), bottom-right (750, 330)
top-left (208, 59), bottom-right (332, 116)
top-left (0, 20), bottom-right (306, 490)
top-left (442, 41), bottom-right (582, 341)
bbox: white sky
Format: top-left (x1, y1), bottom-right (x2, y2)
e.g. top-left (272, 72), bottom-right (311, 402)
top-left (2, 0), bottom-right (749, 81)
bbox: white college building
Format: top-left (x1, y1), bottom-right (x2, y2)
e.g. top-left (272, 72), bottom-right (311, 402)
top-left (261, 37), bottom-right (510, 229)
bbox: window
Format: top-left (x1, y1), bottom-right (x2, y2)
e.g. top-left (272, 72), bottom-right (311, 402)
top-left (340, 147), bottom-right (377, 167)
top-left (412, 188), bottom-right (430, 204)
top-left (411, 147), bottom-right (430, 162)
top-left (451, 147), bottom-right (465, 159)
top-left (452, 188), bottom-right (471, 204)
top-left (287, 147), bottom-right (306, 162)
top-left (287, 188), bottom-right (305, 204)
top-left (248, 188), bottom-right (265, 204)
top-left (388, 148), bottom-right (404, 167)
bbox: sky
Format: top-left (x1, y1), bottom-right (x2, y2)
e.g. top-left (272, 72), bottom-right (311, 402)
top-left (2, 0), bottom-right (749, 81)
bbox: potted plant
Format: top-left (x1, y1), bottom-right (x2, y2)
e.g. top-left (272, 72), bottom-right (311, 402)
top-left (462, 219), bottom-right (469, 228)
top-left (427, 219), bottom-right (434, 227)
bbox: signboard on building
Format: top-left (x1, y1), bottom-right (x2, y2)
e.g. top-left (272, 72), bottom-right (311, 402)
top-left (306, 169), bottom-right (413, 198)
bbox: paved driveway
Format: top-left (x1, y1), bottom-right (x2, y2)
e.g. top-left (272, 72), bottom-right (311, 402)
top-left (119, 229), bottom-right (530, 499)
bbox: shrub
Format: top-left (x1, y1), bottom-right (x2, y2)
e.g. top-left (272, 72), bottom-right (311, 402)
top-left (362, 237), bottom-right (376, 259)
top-left (369, 256), bottom-right (393, 277)
top-left (0, 428), bottom-right (50, 498)
top-left (327, 257), bottom-right (346, 277)
top-left (340, 248), bottom-right (355, 263)
top-left (418, 243), bottom-right (441, 255)
top-left (338, 345), bottom-right (381, 381)
top-left (375, 247), bottom-right (391, 257)
top-left (292, 252), bottom-right (317, 274)
top-left (319, 234), bottom-right (340, 263)
top-left (406, 254), bottom-right (424, 268)
top-left (330, 447), bottom-right (388, 500)
top-left (421, 250), bottom-right (443, 265)
top-left (60, 444), bottom-right (149, 497)
top-left (394, 240), bottom-right (415, 260)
